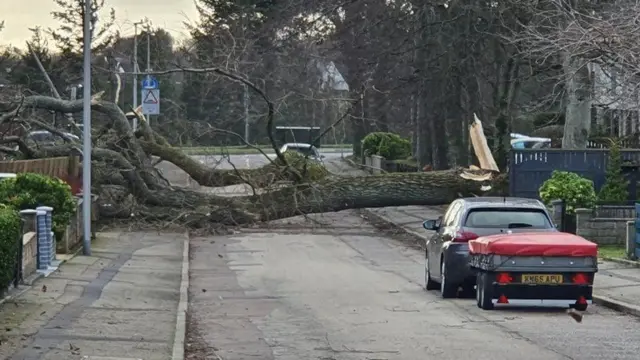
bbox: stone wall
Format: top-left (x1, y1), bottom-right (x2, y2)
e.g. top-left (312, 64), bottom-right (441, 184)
top-left (370, 155), bottom-right (384, 174)
top-left (22, 232), bottom-right (37, 278)
top-left (575, 208), bottom-right (630, 245)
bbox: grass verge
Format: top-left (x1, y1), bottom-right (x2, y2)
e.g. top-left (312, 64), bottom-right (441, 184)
top-left (598, 245), bottom-right (627, 260)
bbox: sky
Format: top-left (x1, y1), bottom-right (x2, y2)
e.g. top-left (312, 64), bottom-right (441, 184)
top-left (0, 0), bottom-right (199, 48)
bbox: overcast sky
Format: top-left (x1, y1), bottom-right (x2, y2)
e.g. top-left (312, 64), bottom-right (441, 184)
top-left (0, 0), bottom-right (198, 48)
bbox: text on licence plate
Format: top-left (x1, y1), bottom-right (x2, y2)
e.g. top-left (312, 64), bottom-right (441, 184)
top-left (521, 274), bottom-right (563, 284)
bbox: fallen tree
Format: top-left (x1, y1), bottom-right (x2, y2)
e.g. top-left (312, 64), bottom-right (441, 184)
top-left (0, 67), bottom-right (505, 231)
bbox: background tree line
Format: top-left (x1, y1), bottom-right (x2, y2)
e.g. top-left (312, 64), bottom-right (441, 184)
top-left (1, 0), bottom-right (638, 169)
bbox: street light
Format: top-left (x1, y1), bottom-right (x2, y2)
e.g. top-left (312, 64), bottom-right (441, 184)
top-left (81, 0), bottom-right (92, 256)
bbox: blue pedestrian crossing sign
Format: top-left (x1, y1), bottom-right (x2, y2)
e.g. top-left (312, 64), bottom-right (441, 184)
top-left (141, 75), bottom-right (159, 89)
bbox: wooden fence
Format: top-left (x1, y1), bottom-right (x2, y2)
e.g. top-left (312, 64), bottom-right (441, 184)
top-left (0, 156), bottom-right (82, 194)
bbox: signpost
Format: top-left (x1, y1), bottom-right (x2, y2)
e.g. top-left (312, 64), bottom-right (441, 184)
top-left (141, 88), bottom-right (160, 115)
top-left (141, 75), bottom-right (160, 116)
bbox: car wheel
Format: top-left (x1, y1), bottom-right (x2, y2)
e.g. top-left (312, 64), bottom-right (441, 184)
top-left (425, 251), bottom-right (439, 291)
top-left (440, 259), bottom-right (458, 298)
top-left (478, 272), bottom-right (494, 310)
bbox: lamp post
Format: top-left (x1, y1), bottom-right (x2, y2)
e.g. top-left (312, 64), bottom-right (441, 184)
top-left (81, 0), bottom-right (92, 256)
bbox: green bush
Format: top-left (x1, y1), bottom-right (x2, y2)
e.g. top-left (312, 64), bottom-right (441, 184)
top-left (539, 171), bottom-right (597, 214)
top-left (0, 173), bottom-right (77, 240)
top-left (598, 139), bottom-right (629, 203)
top-left (0, 205), bottom-right (22, 291)
top-left (361, 132), bottom-right (411, 160)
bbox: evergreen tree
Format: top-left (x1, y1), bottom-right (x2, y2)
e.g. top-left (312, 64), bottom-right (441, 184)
top-left (7, 27), bottom-right (55, 95)
top-left (598, 139), bottom-right (629, 203)
top-left (49, 0), bottom-right (116, 55)
top-left (47, 0), bottom-right (116, 89)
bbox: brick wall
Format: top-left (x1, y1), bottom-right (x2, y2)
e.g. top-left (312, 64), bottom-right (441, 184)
top-left (575, 208), bottom-right (630, 245)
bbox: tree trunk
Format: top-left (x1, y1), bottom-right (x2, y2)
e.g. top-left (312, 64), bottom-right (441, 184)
top-left (562, 55), bottom-right (592, 149)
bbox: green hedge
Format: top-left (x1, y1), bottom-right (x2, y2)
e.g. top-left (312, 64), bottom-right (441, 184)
top-left (361, 132), bottom-right (411, 161)
top-left (0, 173), bottom-right (76, 240)
top-left (0, 205), bottom-right (22, 291)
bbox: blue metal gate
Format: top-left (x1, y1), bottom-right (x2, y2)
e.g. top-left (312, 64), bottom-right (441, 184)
top-left (508, 149), bottom-right (640, 199)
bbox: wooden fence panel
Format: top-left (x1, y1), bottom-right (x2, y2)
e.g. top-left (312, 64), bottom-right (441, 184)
top-left (0, 156), bottom-right (82, 194)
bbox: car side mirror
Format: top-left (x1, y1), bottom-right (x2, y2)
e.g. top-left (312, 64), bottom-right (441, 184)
top-left (423, 219), bottom-right (439, 231)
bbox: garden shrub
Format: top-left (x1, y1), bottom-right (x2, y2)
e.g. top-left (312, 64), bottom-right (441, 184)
top-left (598, 139), bottom-right (629, 203)
top-left (539, 171), bottom-right (596, 214)
top-left (0, 173), bottom-right (77, 240)
top-left (361, 132), bottom-right (411, 160)
top-left (0, 205), bottom-right (22, 291)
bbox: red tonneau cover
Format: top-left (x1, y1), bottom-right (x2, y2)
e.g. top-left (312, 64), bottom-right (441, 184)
top-left (468, 232), bottom-right (598, 257)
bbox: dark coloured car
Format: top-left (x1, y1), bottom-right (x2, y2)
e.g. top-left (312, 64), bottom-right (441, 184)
top-left (423, 197), bottom-right (557, 298)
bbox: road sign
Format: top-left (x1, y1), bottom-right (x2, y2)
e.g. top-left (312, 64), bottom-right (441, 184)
top-left (141, 89), bottom-right (160, 115)
top-left (141, 75), bottom-right (158, 89)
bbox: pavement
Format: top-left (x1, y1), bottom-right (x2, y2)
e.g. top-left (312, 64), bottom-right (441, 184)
top-left (0, 231), bottom-right (189, 360)
top-left (189, 211), bottom-right (640, 359)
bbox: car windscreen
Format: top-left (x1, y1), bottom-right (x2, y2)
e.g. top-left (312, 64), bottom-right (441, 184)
top-left (463, 208), bottom-right (552, 229)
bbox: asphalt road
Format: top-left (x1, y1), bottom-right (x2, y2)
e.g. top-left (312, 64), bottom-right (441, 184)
top-left (189, 212), bottom-right (640, 359)
top-left (191, 148), bottom-right (352, 169)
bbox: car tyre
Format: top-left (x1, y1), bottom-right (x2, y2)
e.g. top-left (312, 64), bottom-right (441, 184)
top-left (478, 272), bottom-right (494, 310)
top-left (425, 251), bottom-right (439, 291)
top-left (440, 259), bottom-right (458, 298)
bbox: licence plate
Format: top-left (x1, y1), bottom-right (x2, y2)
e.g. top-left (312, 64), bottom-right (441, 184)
top-left (521, 274), bottom-right (563, 284)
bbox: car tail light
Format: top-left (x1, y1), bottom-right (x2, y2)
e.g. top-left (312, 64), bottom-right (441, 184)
top-left (572, 273), bottom-right (589, 284)
top-left (452, 231), bottom-right (479, 242)
top-left (498, 295), bottom-right (509, 304)
top-left (496, 272), bottom-right (513, 284)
